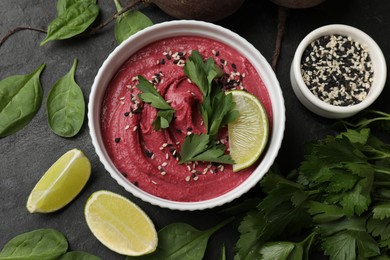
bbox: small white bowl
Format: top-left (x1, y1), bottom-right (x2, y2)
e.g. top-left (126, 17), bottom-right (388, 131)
top-left (290, 24), bottom-right (386, 118)
top-left (88, 20), bottom-right (285, 211)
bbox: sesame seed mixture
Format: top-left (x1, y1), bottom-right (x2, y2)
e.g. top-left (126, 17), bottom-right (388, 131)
top-left (301, 34), bottom-right (374, 106)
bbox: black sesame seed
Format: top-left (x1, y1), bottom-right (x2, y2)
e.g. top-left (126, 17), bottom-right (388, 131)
top-left (161, 58), bottom-right (165, 64)
top-left (145, 149), bottom-right (154, 158)
top-left (115, 137), bottom-right (121, 143)
top-left (231, 63), bottom-right (237, 69)
top-left (124, 111), bottom-right (130, 117)
top-left (215, 51), bottom-right (220, 57)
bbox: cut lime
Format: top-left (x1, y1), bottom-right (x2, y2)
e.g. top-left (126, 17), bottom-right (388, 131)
top-left (228, 90), bottom-right (269, 172)
top-left (84, 190), bottom-right (158, 256)
top-left (26, 148), bottom-right (91, 213)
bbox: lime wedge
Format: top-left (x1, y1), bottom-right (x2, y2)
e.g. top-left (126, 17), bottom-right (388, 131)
top-left (26, 148), bottom-right (91, 213)
top-left (84, 190), bottom-right (158, 256)
top-left (228, 90), bottom-right (269, 172)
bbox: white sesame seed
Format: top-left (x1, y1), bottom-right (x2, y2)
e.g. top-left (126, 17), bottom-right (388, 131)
top-left (125, 125), bottom-right (130, 130)
top-left (133, 126), bottom-right (138, 131)
top-left (187, 131), bottom-right (192, 136)
top-left (162, 162), bottom-right (168, 167)
top-left (185, 176), bottom-right (191, 182)
top-left (193, 176), bottom-right (199, 181)
top-left (152, 180), bottom-right (157, 184)
top-left (165, 153), bottom-right (169, 160)
top-left (162, 143), bottom-right (168, 147)
top-left (161, 171), bottom-right (166, 175)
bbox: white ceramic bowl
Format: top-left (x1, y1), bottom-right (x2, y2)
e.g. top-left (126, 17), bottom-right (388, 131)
top-left (88, 20), bottom-right (285, 211)
top-left (290, 24), bottom-right (386, 118)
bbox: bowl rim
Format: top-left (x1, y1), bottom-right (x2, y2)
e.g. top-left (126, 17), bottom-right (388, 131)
top-left (291, 24), bottom-right (387, 115)
top-left (88, 20), bottom-right (285, 211)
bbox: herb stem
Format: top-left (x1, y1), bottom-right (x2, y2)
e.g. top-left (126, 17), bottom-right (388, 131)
top-left (0, 26), bottom-right (47, 47)
top-left (271, 6), bottom-right (289, 72)
top-left (88, 0), bottom-right (143, 35)
top-left (373, 181), bottom-right (390, 187)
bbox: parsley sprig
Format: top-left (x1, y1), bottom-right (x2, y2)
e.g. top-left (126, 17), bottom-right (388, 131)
top-left (179, 51), bottom-right (238, 164)
top-left (234, 117), bottom-right (390, 259)
top-left (136, 75), bottom-right (174, 130)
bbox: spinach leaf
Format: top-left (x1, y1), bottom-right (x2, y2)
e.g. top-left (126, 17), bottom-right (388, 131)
top-left (56, 0), bottom-right (96, 16)
top-left (0, 64), bottom-right (45, 138)
top-left (41, 1), bottom-right (99, 46)
top-left (114, 0), bottom-right (153, 44)
top-left (126, 217), bottom-right (233, 260)
top-left (0, 228), bottom-right (68, 260)
top-left (58, 251), bottom-right (101, 260)
top-left (46, 58), bottom-right (85, 137)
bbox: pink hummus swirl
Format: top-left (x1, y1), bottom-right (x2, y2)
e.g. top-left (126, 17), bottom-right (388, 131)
top-left (101, 36), bottom-right (272, 202)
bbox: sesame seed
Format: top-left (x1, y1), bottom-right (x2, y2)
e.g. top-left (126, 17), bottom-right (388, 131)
top-left (193, 176), bottom-right (199, 181)
top-left (125, 125), bottom-right (130, 130)
top-left (185, 176), bottom-right (191, 182)
top-left (187, 165), bottom-right (192, 171)
top-left (152, 180), bottom-right (157, 185)
top-left (162, 162), bottom-right (168, 167)
top-left (114, 137), bottom-right (121, 143)
top-left (161, 171), bottom-right (167, 175)
top-left (133, 126), bottom-right (138, 131)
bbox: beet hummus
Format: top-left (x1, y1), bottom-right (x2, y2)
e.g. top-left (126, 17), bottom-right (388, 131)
top-left (101, 36), bottom-right (272, 202)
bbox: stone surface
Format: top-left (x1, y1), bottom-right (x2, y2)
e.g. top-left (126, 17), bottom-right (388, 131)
top-left (1, 0), bottom-right (390, 259)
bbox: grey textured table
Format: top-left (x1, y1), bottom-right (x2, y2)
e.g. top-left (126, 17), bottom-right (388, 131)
top-left (1, 0), bottom-right (390, 259)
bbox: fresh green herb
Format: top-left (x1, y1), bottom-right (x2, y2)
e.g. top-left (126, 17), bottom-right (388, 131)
top-left (179, 134), bottom-right (234, 164)
top-left (126, 217), bottom-right (233, 260)
top-left (41, 1), bottom-right (99, 46)
top-left (179, 51), bottom-right (237, 163)
top-left (0, 228), bottom-right (68, 260)
top-left (235, 120), bottom-right (390, 259)
top-left (58, 251), bottom-right (102, 260)
top-left (184, 50), bottom-right (238, 135)
top-left (136, 75), bottom-right (175, 131)
top-left (46, 58), bottom-right (85, 137)
top-left (184, 50), bottom-right (222, 97)
top-left (56, 0), bottom-right (96, 16)
top-left (114, 0), bottom-right (153, 44)
top-left (0, 64), bottom-right (45, 138)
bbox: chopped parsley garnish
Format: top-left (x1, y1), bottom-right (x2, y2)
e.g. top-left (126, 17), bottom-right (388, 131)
top-left (136, 75), bottom-right (175, 130)
top-left (179, 134), bottom-right (234, 165)
top-left (179, 51), bottom-right (238, 164)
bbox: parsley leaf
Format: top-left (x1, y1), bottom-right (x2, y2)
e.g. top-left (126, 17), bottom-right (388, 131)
top-left (179, 134), bottom-right (233, 164)
top-left (179, 51), bottom-right (237, 164)
top-left (184, 50), bottom-right (222, 96)
top-left (136, 75), bottom-right (174, 130)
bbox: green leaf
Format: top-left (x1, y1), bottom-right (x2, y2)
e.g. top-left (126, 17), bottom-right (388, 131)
top-left (136, 76), bottom-right (174, 130)
top-left (305, 200), bottom-right (345, 223)
top-left (0, 64), bottom-right (45, 138)
top-left (340, 180), bottom-right (371, 216)
top-left (235, 211), bottom-right (267, 260)
top-left (0, 229), bottom-right (68, 260)
top-left (322, 231), bottom-right (357, 260)
top-left (367, 216), bottom-right (390, 240)
top-left (114, 0), bottom-right (153, 44)
top-left (179, 134), bottom-right (234, 164)
top-left (58, 251), bottom-right (101, 260)
top-left (57, 0), bottom-right (96, 15)
top-left (41, 2), bottom-right (99, 46)
top-left (372, 203), bottom-right (390, 220)
top-left (259, 242), bottom-right (295, 260)
top-left (46, 58), bottom-right (85, 137)
top-left (126, 218), bottom-right (233, 260)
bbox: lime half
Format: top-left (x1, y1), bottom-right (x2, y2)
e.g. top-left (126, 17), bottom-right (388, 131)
top-left (27, 148), bottom-right (91, 213)
top-left (228, 90), bottom-right (269, 172)
top-left (84, 190), bottom-right (158, 256)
